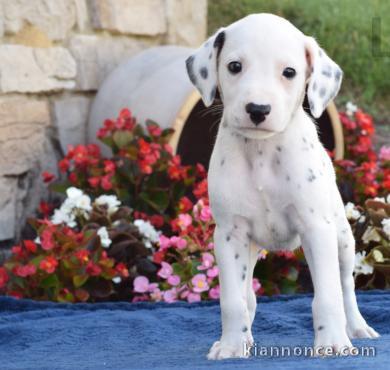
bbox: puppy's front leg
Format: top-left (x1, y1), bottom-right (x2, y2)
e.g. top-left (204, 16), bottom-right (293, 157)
top-left (207, 224), bottom-right (253, 360)
top-left (302, 224), bottom-right (352, 355)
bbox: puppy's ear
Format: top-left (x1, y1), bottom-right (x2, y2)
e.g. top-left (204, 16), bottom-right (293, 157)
top-left (305, 37), bottom-right (343, 118)
top-left (185, 28), bottom-right (225, 107)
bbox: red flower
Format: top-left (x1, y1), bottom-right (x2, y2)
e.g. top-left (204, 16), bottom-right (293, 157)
top-left (42, 171), bottom-right (55, 183)
top-left (115, 263), bottom-right (129, 278)
top-left (41, 229), bottom-right (55, 250)
top-left (153, 250), bottom-right (166, 264)
top-left (193, 179), bottom-right (208, 199)
top-left (59, 158), bottom-right (70, 173)
top-left (69, 172), bottom-right (78, 184)
top-left (0, 267), bottom-right (9, 289)
top-left (8, 291), bottom-right (23, 299)
top-left (138, 160), bottom-right (153, 174)
top-left (39, 201), bottom-right (53, 218)
top-left (149, 214), bottom-right (164, 228)
top-left (147, 124), bottom-right (162, 137)
top-left (179, 197), bottom-right (193, 213)
top-left (86, 261), bottom-right (102, 276)
top-left (14, 264), bottom-right (36, 277)
top-left (24, 240), bottom-right (37, 253)
top-left (75, 250), bottom-right (89, 264)
top-left (11, 245), bottom-right (24, 259)
top-left (101, 174), bottom-right (113, 190)
top-left (104, 160), bottom-right (116, 173)
top-left (39, 256), bottom-right (58, 274)
top-left (88, 176), bottom-right (100, 188)
top-left (138, 138), bottom-right (151, 155)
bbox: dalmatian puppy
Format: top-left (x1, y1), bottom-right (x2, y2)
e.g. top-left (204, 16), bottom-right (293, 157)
top-left (185, 13), bottom-right (379, 360)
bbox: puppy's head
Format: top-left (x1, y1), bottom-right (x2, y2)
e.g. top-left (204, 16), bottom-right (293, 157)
top-left (185, 13), bottom-right (343, 139)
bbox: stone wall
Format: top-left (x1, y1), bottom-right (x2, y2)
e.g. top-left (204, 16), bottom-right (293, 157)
top-left (0, 0), bottom-right (207, 244)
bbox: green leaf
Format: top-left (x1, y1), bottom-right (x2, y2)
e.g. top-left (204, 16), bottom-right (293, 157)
top-left (139, 191), bottom-right (169, 212)
top-left (113, 131), bottom-right (134, 149)
top-left (40, 274), bottom-right (59, 289)
top-left (73, 275), bottom-right (89, 288)
top-left (49, 181), bottom-right (71, 194)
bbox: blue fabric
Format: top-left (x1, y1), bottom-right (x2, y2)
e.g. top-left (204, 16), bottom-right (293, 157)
top-left (0, 291), bottom-right (388, 370)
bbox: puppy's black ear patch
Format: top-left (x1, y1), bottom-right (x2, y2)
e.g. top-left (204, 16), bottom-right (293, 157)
top-left (185, 55), bottom-right (197, 85)
top-left (213, 31), bottom-right (225, 58)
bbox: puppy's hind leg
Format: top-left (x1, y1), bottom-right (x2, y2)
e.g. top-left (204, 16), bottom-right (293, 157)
top-left (338, 222), bottom-right (380, 339)
top-left (207, 222), bottom-right (253, 360)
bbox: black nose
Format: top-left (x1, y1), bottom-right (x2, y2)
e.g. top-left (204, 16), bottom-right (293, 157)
top-left (245, 103), bottom-right (271, 126)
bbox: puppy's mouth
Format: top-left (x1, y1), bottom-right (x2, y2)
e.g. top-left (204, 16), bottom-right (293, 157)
top-left (233, 127), bottom-right (277, 140)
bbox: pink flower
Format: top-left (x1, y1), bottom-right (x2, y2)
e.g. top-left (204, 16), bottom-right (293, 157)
top-left (379, 146), bottom-right (390, 161)
top-left (167, 274), bottom-right (181, 286)
top-left (200, 205), bottom-right (212, 222)
top-left (159, 235), bottom-right (171, 250)
top-left (150, 288), bottom-right (163, 302)
top-left (198, 252), bottom-right (215, 270)
top-left (209, 286), bottom-right (220, 299)
top-left (170, 236), bottom-right (187, 250)
top-left (207, 266), bottom-right (219, 278)
top-left (163, 288), bottom-right (177, 303)
top-left (177, 214), bottom-right (192, 229)
top-left (133, 276), bottom-right (150, 293)
top-left (157, 261), bottom-right (173, 279)
top-left (187, 292), bottom-right (201, 303)
top-left (192, 273), bottom-right (209, 293)
top-left (252, 278), bottom-right (262, 293)
top-left (207, 242), bottom-right (214, 250)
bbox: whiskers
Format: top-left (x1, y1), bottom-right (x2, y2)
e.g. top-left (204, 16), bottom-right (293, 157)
top-left (199, 102), bottom-right (224, 132)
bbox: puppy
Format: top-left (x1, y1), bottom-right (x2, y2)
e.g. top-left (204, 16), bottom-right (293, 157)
top-left (185, 13), bottom-right (379, 360)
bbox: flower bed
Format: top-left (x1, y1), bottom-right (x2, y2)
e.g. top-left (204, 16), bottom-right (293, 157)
top-left (0, 104), bottom-right (389, 302)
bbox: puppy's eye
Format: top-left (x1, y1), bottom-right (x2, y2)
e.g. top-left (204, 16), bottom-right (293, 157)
top-left (228, 61), bottom-right (242, 74)
top-left (282, 67), bottom-right (296, 79)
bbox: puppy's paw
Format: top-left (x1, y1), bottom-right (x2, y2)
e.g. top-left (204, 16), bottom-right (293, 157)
top-left (207, 336), bottom-right (252, 360)
top-left (314, 326), bottom-right (353, 356)
top-left (347, 320), bottom-right (380, 339)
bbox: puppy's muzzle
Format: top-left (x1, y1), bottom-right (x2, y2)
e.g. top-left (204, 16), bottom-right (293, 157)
top-left (245, 103), bottom-right (271, 126)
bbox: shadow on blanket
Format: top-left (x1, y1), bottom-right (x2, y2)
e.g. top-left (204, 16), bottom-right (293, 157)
top-left (0, 291), bottom-right (389, 370)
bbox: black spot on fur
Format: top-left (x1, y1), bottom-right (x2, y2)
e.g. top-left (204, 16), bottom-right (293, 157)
top-left (244, 138), bottom-right (248, 143)
top-left (276, 146), bottom-right (282, 152)
top-left (243, 265), bottom-right (247, 272)
top-left (312, 82), bottom-right (317, 91)
top-left (200, 67), bottom-right (208, 79)
top-left (321, 65), bottom-right (332, 78)
top-left (319, 87), bottom-right (326, 97)
top-left (242, 326), bottom-right (248, 332)
top-left (234, 224), bottom-right (238, 229)
top-left (334, 69), bottom-right (342, 81)
top-left (342, 229), bottom-right (347, 234)
top-left (213, 31), bottom-right (225, 60)
top-left (258, 150), bottom-right (263, 155)
top-left (307, 168), bottom-right (316, 182)
top-left (318, 49), bottom-right (323, 57)
top-left (235, 253), bottom-right (239, 259)
top-left (286, 175), bottom-right (290, 181)
top-left (308, 99), bottom-right (315, 112)
top-left (226, 236), bottom-right (231, 242)
top-left (210, 86), bottom-right (217, 103)
top-left (302, 137), bottom-right (307, 143)
top-left (185, 55), bottom-right (197, 85)
top-left (242, 273), bottom-right (246, 281)
top-left (318, 325), bottom-right (324, 331)
top-left (246, 232), bottom-right (251, 239)
top-left (344, 244), bottom-right (348, 249)
top-left (310, 208), bottom-right (314, 213)
top-left (221, 159), bottom-right (225, 166)
top-left (208, 52), bottom-right (212, 60)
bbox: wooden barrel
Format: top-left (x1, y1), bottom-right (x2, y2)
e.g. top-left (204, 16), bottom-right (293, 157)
top-left (88, 46), bottom-right (344, 166)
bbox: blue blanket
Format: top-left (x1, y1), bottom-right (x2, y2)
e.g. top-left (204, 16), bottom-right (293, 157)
top-left (0, 291), bottom-right (388, 370)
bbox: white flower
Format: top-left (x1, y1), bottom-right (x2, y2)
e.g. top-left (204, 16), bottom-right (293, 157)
top-left (346, 101), bottom-right (358, 117)
top-left (382, 218), bottom-right (390, 238)
top-left (134, 219), bottom-right (160, 249)
top-left (112, 277), bottom-right (122, 284)
top-left (51, 208), bottom-right (77, 227)
top-left (354, 251), bottom-right (374, 276)
top-left (94, 195), bottom-right (121, 215)
top-left (97, 227), bottom-right (112, 248)
top-left (66, 187), bottom-right (84, 200)
top-left (345, 202), bottom-right (360, 221)
top-left (374, 197), bottom-right (385, 203)
top-left (372, 250), bottom-right (385, 263)
top-left (387, 194), bottom-right (390, 204)
top-left (358, 215), bottom-right (366, 223)
top-left (34, 236), bottom-right (41, 244)
top-left (362, 226), bottom-right (381, 244)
